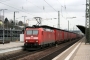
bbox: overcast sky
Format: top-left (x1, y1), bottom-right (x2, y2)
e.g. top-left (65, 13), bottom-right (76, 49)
top-left (0, 0), bottom-right (85, 30)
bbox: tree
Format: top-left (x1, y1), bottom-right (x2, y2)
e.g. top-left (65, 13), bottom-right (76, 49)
top-left (11, 20), bottom-right (14, 29)
top-left (0, 20), bottom-right (3, 28)
top-left (4, 18), bottom-right (9, 23)
top-left (8, 19), bottom-right (14, 29)
top-left (18, 21), bottom-right (23, 26)
top-left (4, 18), bottom-right (9, 28)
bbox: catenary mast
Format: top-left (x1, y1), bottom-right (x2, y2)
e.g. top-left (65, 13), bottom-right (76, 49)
top-left (85, 0), bottom-right (90, 44)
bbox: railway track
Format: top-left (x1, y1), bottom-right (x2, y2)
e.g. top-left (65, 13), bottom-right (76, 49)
top-left (18, 39), bottom-right (80, 60)
top-left (39, 39), bottom-right (79, 60)
top-left (0, 38), bottom-right (81, 60)
top-left (0, 44), bottom-right (54, 60)
top-left (0, 49), bottom-right (40, 60)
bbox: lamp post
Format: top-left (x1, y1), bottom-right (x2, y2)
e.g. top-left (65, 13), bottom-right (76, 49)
top-left (68, 20), bottom-right (69, 31)
top-left (0, 10), bottom-right (1, 13)
top-left (66, 17), bottom-right (76, 31)
top-left (0, 9), bottom-right (7, 44)
top-left (14, 11), bottom-right (19, 26)
top-left (66, 17), bottom-right (76, 42)
top-left (0, 10), bottom-right (2, 20)
top-left (22, 16), bottom-right (27, 26)
top-left (58, 11), bottom-right (60, 28)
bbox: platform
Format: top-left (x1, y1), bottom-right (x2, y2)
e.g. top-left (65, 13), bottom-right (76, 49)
top-left (52, 37), bottom-right (90, 60)
top-left (0, 41), bottom-right (24, 50)
top-left (72, 38), bottom-right (90, 60)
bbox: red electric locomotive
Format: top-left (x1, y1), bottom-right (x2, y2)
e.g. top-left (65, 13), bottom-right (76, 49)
top-left (24, 26), bottom-right (55, 50)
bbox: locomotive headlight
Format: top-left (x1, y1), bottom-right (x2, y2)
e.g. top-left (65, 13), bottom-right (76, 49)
top-left (26, 40), bottom-right (27, 42)
top-left (36, 41), bottom-right (38, 42)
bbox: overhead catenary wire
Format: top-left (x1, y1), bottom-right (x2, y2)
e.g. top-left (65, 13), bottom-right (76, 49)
top-left (0, 1), bottom-right (37, 17)
top-left (0, 0), bottom-right (56, 20)
top-left (0, 0), bottom-right (66, 23)
top-left (55, 0), bottom-right (66, 19)
top-left (56, 0), bottom-right (64, 8)
top-left (64, 0), bottom-right (70, 19)
top-left (60, 7), bottom-right (66, 19)
top-left (0, 0), bottom-right (11, 3)
top-left (26, 0), bottom-right (54, 18)
top-left (43, 0), bottom-right (57, 12)
top-left (26, 0), bottom-right (43, 10)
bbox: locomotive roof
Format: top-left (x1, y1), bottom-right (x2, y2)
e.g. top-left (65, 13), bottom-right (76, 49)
top-left (23, 25), bottom-right (77, 34)
top-left (39, 25), bottom-right (70, 32)
top-left (25, 25), bottom-right (63, 30)
top-left (33, 25), bottom-right (61, 30)
top-left (24, 25), bottom-right (61, 30)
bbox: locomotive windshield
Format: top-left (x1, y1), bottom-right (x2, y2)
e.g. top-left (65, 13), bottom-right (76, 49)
top-left (26, 30), bottom-right (38, 35)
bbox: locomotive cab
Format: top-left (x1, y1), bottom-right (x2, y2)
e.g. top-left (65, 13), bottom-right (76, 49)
top-left (24, 28), bottom-right (43, 49)
top-left (25, 29), bottom-right (39, 43)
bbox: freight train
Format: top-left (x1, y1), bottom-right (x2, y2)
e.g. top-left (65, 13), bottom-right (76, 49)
top-left (23, 25), bottom-right (82, 50)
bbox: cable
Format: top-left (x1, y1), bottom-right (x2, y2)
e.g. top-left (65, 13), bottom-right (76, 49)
top-left (26, 0), bottom-right (55, 19)
top-left (60, 8), bottom-right (66, 19)
top-left (55, 0), bottom-right (66, 19)
top-left (63, 0), bottom-right (70, 18)
top-left (26, 0), bottom-right (43, 10)
top-left (54, 0), bottom-right (67, 19)
top-left (0, 0), bottom-right (55, 20)
top-left (56, 0), bottom-right (64, 8)
top-left (0, 1), bottom-right (37, 17)
top-left (0, 0), bottom-right (11, 3)
top-left (44, 0), bottom-right (57, 12)
top-left (0, 0), bottom-right (63, 22)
